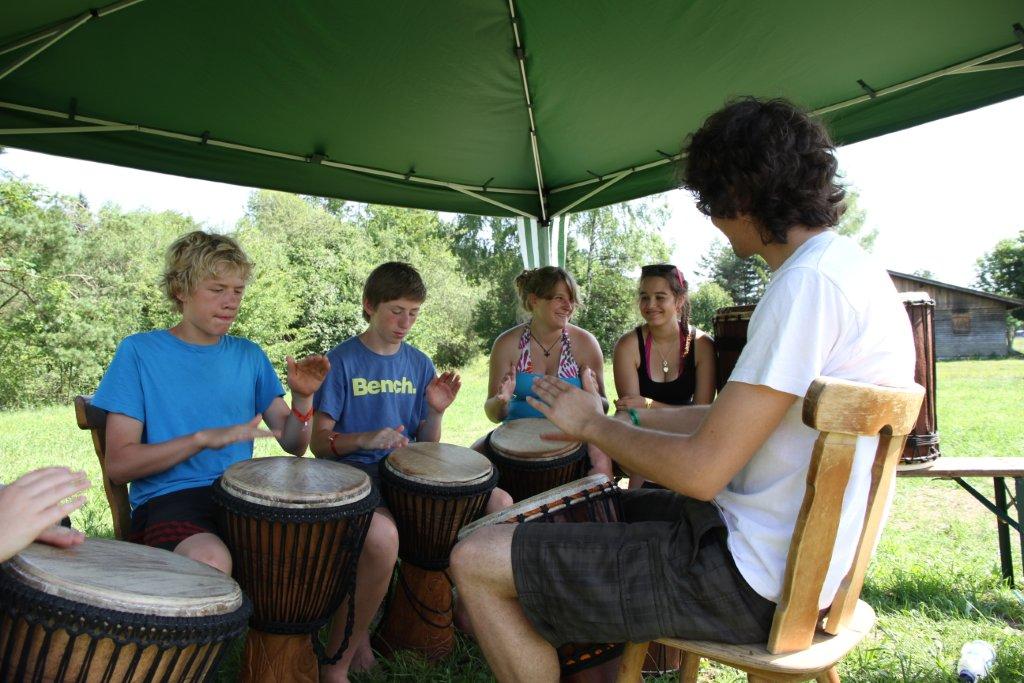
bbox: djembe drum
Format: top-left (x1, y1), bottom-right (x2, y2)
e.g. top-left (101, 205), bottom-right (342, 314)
top-left (0, 538), bottom-right (249, 682)
top-left (712, 304), bottom-right (757, 391)
top-left (487, 418), bottom-right (589, 502)
top-left (899, 292), bottom-right (940, 468)
top-left (376, 442), bottom-right (497, 660)
top-left (458, 474), bottom-right (624, 680)
top-left (214, 457), bottom-right (377, 683)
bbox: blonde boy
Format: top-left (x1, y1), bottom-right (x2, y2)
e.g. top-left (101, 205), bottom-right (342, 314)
top-left (92, 230), bottom-right (329, 572)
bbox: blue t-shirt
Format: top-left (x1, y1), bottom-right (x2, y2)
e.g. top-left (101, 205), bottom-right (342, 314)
top-left (92, 330), bottom-right (283, 510)
top-left (314, 336), bottom-right (437, 466)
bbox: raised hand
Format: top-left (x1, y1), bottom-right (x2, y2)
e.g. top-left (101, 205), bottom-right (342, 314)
top-left (361, 425), bottom-right (409, 451)
top-left (497, 363), bottom-right (516, 403)
top-left (287, 354), bottom-right (331, 398)
top-left (527, 375), bottom-right (603, 441)
top-left (427, 371), bottom-right (462, 413)
top-left (198, 414), bottom-right (277, 450)
top-left (0, 467), bottom-right (90, 562)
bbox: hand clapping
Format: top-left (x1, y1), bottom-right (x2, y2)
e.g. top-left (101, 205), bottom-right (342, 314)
top-left (286, 354), bottom-right (331, 398)
top-left (426, 371), bottom-right (462, 413)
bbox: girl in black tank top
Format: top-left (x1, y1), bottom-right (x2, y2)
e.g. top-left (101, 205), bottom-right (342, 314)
top-left (612, 264), bottom-right (716, 412)
top-left (636, 322), bottom-right (698, 405)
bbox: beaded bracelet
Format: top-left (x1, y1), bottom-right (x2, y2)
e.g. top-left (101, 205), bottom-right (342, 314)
top-left (627, 408), bottom-right (641, 426)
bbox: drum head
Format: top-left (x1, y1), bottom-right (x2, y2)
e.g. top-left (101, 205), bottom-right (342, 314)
top-left (713, 303), bottom-right (757, 322)
top-left (385, 442), bottom-right (494, 486)
top-left (2, 538), bottom-right (243, 618)
top-left (220, 456), bottom-right (371, 508)
top-left (899, 290), bottom-right (935, 306)
top-left (490, 418), bottom-right (580, 461)
top-left (458, 474), bottom-right (612, 540)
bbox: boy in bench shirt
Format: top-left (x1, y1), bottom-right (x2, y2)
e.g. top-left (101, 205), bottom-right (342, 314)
top-left (311, 261), bottom-right (510, 680)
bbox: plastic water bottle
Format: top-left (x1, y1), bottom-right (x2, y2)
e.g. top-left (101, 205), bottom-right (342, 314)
top-left (957, 640), bottom-right (996, 682)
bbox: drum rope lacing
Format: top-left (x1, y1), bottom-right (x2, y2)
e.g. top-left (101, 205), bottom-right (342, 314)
top-left (381, 464), bottom-right (497, 571)
top-left (392, 567), bottom-right (455, 629)
top-left (212, 478), bottom-right (379, 666)
top-left (0, 575), bottom-right (250, 681)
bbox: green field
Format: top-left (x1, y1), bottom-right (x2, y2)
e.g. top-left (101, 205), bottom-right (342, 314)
top-left (1, 357), bottom-right (1023, 681)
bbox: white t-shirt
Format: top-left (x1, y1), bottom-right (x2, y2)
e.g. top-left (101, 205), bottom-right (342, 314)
top-left (715, 230), bottom-right (915, 608)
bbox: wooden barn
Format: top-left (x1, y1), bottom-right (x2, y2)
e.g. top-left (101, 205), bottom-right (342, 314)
top-left (889, 271), bottom-right (1023, 359)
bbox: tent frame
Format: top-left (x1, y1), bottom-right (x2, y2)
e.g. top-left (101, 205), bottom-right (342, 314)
top-left (1, 6), bottom-right (1022, 217)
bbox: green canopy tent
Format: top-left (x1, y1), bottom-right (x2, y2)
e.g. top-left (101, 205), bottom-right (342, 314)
top-left (2, 0), bottom-right (1023, 263)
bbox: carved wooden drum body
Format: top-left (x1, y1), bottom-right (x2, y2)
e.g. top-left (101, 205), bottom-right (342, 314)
top-left (214, 456), bottom-right (377, 683)
top-left (712, 304), bottom-right (757, 391)
top-left (376, 442), bottom-right (497, 660)
top-left (899, 292), bottom-right (940, 469)
top-left (488, 418), bottom-right (589, 502)
top-left (0, 538), bottom-right (249, 682)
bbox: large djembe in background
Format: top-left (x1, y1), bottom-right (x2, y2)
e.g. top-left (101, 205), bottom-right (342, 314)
top-left (898, 292), bottom-right (940, 469)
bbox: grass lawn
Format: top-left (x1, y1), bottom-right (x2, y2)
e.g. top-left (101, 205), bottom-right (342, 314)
top-left (1, 357), bottom-right (1022, 681)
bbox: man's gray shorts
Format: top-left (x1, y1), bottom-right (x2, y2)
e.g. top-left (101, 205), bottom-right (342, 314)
top-left (511, 488), bottom-right (775, 646)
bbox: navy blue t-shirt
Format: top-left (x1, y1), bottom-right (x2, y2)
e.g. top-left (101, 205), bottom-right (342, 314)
top-left (313, 336), bottom-right (436, 465)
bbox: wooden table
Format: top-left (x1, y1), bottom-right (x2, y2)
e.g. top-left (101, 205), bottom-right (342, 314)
top-left (899, 457), bottom-right (1024, 587)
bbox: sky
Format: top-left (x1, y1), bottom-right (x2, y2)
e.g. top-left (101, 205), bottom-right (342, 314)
top-left (2, 96), bottom-right (1023, 289)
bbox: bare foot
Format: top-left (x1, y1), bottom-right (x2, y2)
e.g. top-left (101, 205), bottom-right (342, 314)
top-left (350, 637), bottom-right (378, 673)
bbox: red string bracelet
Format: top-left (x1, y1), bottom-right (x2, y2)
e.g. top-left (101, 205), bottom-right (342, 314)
top-left (328, 431), bottom-right (341, 457)
top-left (291, 405), bottom-right (314, 423)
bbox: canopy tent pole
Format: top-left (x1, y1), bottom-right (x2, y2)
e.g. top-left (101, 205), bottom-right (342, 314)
top-left (449, 185), bottom-right (537, 220)
top-left (0, 0), bottom-right (147, 58)
top-left (953, 60), bottom-right (1024, 74)
top-left (551, 171), bottom-right (629, 218)
top-left (546, 40), bottom-right (1023, 201)
top-left (0, 14), bottom-right (94, 82)
top-left (0, 99), bottom-right (537, 206)
top-left (507, 0), bottom-right (549, 222)
top-left (812, 43), bottom-right (1022, 117)
top-left (517, 214), bottom-right (568, 269)
top-left (0, 124), bottom-right (137, 135)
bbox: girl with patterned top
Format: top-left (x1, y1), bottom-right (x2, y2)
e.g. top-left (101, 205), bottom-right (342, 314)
top-left (472, 267), bottom-right (611, 475)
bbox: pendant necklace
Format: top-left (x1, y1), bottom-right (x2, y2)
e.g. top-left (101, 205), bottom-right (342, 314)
top-left (651, 326), bottom-right (675, 377)
top-left (653, 342), bottom-right (671, 376)
top-left (530, 327), bottom-right (559, 357)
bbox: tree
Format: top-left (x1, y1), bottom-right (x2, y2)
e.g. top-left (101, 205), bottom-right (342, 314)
top-left (835, 190), bottom-right (877, 251)
top-left (689, 281), bottom-right (734, 333)
top-left (696, 240), bottom-right (769, 305)
top-left (568, 198), bottom-right (672, 353)
top-left (975, 230), bottom-right (1024, 336)
top-left (912, 269), bottom-right (934, 279)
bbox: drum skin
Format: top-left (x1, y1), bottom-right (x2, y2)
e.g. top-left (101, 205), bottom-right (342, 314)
top-left (488, 418), bottom-right (589, 502)
top-left (214, 457), bottom-right (377, 683)
top-left (376, 443), bottom-right (496, 660)
top-left (0, 538), bottom-right (248, 683)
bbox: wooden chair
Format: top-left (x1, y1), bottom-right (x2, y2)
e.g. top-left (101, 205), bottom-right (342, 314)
top-left (616, 377), bottom-right (924, 683)
top-left (74, 395), bottom-right (131, 540)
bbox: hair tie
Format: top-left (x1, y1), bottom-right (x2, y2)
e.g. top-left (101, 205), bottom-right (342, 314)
top-left (673, 267), bottom-right (687, 291)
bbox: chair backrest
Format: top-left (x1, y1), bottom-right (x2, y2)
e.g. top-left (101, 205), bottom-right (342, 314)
top-left (74, 395), bottom-right (132, 540)
top-left (767, 377), bottom-right (924, 654)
